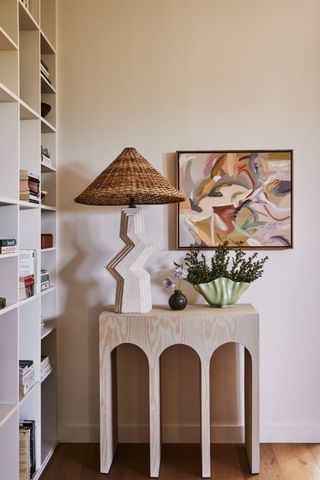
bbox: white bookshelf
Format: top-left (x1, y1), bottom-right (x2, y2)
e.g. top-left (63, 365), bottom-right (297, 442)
top-left (0, 0), bottom-right (57, 478)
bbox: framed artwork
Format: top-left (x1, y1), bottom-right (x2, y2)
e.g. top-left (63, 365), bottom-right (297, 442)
top-left (177, 150), bottom-right (293, 249)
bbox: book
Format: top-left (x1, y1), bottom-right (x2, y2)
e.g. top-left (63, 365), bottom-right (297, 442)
top-left (40, 60), bottom-right (49, 75)
top-left (0, 238), bottom-right (17, 247)
top-left (19, 428), bottom-right (30, 480)
top-left (19, 420), bottom-right (36, 477)
top-left (41, 154), bottom-right (52, 168)
top-left (0, 245), bottom-right (17, 254)
top-left (20, 170), bottom-right (40, 181)
top-left (41, 271), bottom-right (50, 283)
top-left (20, 193), bottom-right (40, 203)
top-left (20, 179), bottom-right (40, 194)
top-left (19, 360), bottom-right (33, 369)
top-left (19, 250), bottom-right (37, 277)
top-left (41, 356), bottom-right (52, 380)
top-left (41, 281), bottom-right (50, 291)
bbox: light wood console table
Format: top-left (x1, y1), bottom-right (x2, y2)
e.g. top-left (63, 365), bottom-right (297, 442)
top-left (100, 304), bottom-right (259, 478)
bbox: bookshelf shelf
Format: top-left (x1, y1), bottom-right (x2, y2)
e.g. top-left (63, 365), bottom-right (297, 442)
top-left (41, 204), bottom-right (56, 211)
top-left (0, 253), bottom-right (19, 260)
top-left (41, 285), bottom-right (56, 296)
top-left (40, 31), bottom-right (55, 55)
top-left (1, 1), bottom-right (57, 477)
top-left (0, 405), bottom-right (17, 429)
top-left (0, 83), bottom-right (19, 103)
top-left (0, 196), bottom-right (19, 206)
top-left (0, 303), bottom-right (18, 317)
top-left (18, 1), bottom-right (39, 31)
top-left (19, 98), bottom-right (39, 120)
top-left (41, 162), bottom-right (56, 173)
top-left (0, 27), bottom-right (18, 51)
top-left (41, 117), bottom-right (56, 133)
top-left (41, 74), bottom-right (56, 94)
top-left (41, 321), bottom-right (56, 340)
top-left (19, 200), bottom-right (40, 210)
top-left (19, 382), bottom-right (39, 406)
top-left (19, 294), bottom-right (39, 307)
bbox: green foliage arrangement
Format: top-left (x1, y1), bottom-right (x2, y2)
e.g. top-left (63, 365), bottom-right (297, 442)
top-left (184, 242), bottom-right (268, 285)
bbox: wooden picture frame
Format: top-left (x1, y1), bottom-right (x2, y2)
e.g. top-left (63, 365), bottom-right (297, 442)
top-left (176, 150), bottom-right (293, 249)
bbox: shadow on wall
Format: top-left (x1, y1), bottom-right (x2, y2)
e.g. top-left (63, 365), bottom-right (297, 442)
top-left (163, 151), bottom-right (178, 252)
top-left (58, 163), bottom-right (117, 437)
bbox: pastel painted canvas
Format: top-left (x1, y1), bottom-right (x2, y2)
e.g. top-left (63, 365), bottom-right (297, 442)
top-left (177, 151), bottom-right (292, 249)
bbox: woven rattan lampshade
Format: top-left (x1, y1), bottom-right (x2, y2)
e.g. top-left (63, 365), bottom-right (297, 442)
top-left (74, 147), bottom-right (185, 206)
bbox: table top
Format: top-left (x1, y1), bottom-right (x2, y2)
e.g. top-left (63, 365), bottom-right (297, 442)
top-left (101, 303), bottom-right (258, 318)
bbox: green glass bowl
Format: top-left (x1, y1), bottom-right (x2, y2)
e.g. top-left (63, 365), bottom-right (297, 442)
top-left (193, 277), bottom-right (249, 308)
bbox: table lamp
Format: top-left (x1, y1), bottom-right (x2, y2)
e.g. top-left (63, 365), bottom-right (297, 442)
top-left (74, 147), bottom-right (185, 313)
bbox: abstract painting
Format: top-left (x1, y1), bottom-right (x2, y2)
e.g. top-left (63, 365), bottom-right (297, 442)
top-left (177, 150), bottom-right (293, 249)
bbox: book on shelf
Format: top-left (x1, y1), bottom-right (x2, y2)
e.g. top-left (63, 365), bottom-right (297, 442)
top-left (20, 170), bottom-right (40, 182)
top-left (0, 237), bottom-right (17, 254)
top-left (40, 60), bottom-right (50, 76)
top-left (41, 355), bottom-right (52, 380)
top-left (0, 238), bottom-right (17, 247)
top-left (41, 269), bottom-right (51, 291)
top-left (0, 297), bottom-right (6, 309)
top-left (20, 170), bottom-right (40, 199)
top-left (19, 420), bottom-right (36, 479)
top-left (19, 360), bottom-right (35, 396)
top-left (19, 428), bottom-right (30, 480)
top-left (0, 245), bottom-right (17, 254)
top-left (41, 154), bottom-right (52, 168)
top-left (19, 274), bottom-right (35, 300)
top-left (19, 250), bottom-right (38, 299)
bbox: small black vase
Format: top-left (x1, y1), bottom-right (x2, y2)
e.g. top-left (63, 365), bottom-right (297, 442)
top-left (168, 290), bottom-right (187, 311)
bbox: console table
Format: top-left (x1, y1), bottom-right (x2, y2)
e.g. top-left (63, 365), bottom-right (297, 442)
top-left (100, 304), bottom-right (259, 478)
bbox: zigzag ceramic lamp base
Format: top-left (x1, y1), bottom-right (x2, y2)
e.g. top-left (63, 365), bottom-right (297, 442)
top-left (107, 208), bottom-right (156, 313)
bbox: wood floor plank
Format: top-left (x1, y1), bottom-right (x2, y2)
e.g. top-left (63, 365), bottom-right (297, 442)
top-left (237, 443), bottom-right (284, 480)
top-left (211, 445), bottom-right (244, 480)
top-left (272, 443), bottom-right (320, 480)
top-left (41, 443), bottom-right (320, 480)
top-left (308, 443), bottom-right (320, 469)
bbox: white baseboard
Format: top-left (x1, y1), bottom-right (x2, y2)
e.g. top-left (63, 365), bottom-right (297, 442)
top-left (58, 422), bottom-right (320, 444)
top-left (261, 424), bottom-right (320, 443)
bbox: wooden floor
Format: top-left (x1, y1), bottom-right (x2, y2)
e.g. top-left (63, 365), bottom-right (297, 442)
top-left (41, 443), bottom-right (320, 480)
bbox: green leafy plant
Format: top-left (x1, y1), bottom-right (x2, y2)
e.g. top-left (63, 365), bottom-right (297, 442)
top-left (184, 242), bottom-right (268, 285)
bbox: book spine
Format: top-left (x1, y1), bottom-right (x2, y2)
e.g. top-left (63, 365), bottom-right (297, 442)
top-left (0, 238), bottom-right (16, 246)
top-left (0, 245), bottom-right (17, 254)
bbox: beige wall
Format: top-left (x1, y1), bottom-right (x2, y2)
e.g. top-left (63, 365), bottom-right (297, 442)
top-left (57, 0), bottom-right (320, 442)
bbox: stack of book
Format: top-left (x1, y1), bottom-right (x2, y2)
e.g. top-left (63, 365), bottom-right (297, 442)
top-left (41, 356), bottom-right (52, 381)
top-left (41, 269), bottom-right (50, 291)
top-left (19, 250), bottom-right (37, 300)
top-left (41, 145), bottom-right (52, 169)
top-left (41, 60), bottom-right (51, 84)
top-left (19, 360), bottom-right (35, 397)
top-left (19, 419), bottom-right (36, 480)
top-left (20, 170), bottom-right (40, 204)
top-left (0, 238), bottom-right (17, 254)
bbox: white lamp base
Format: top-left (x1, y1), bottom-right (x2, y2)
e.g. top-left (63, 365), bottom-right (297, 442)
top-left (107, 207), bottom-right (157, 313)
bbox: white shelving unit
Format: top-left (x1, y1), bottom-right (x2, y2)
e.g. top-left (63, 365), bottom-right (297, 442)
top-left (0, 1), bottom-right (57, 478)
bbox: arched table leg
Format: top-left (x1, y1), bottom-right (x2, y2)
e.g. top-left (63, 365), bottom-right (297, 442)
top-left (149, 359), bottom-right (161, 477)
top-left (201, 360), bottom-right (211, 478)
top-left (100, 349), bottom-right (118, 473)
top-left (245, 348), bottom-right (260, 474)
